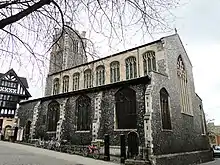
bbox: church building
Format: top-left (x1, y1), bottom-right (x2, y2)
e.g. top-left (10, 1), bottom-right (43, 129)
top-left (17, 28), bottom-right (212, 165)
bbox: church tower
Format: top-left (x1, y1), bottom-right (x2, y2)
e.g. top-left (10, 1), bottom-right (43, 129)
top-left (45, 24), bottom-right (87, 96)
top-left (48, 25), bottom-right (87, 74)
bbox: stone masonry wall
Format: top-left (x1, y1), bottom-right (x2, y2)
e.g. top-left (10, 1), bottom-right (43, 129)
top-left (149, 34), bottom-right (211, 164)
top-left (18, 83), bottom-right (147, 146)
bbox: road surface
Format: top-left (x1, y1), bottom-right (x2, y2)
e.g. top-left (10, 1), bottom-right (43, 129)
top-left (0, 141), bottom-right (219, 165)
top-left (0, 141), bottom-right (117, 165)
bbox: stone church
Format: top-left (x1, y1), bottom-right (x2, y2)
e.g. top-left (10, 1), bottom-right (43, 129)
top-left (17, 28), bottom-right (212, 165)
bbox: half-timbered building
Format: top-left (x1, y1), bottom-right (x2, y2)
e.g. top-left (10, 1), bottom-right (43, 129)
top-left (17, 30), bottom-right (212, 165)
top-left (0, 69), bottom-right (31, 140)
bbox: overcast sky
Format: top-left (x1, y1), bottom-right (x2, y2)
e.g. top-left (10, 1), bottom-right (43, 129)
top-left (1, 0), bottom-right (220, 124)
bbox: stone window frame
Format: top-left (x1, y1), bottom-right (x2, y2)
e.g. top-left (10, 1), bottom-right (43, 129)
top-left (73, 72), bottom-right (80, 91)
top-left (159, 88), bottom-right (172, 131)
top-left (143, 51), bottom-right (157, 75)
top-left (110, 61), bottom-right (120, 83)
top-left (62, 75), bottom-right (69, 93)
top-left (84, 69), bottom-right (93, 88)
top-left (75, 95), bottom-right (91, 131)
top-left (177, 55), bottom-right (193, 116)
top-left (96, 65), bottom-right (105, 86)
top-left (53, 78), bottom-right (60, 95)
top-left (47, 101), bottom-right (60, 132)
top-left (125, 56), bottom-right (137, 80)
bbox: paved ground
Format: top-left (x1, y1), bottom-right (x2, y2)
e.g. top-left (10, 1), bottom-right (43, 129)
top-left (200, 158), bottom-right (220, 165)
top-left (0, 141), bottom-right (117, 165)
top-left (0, 141), bottom-right (219, 165)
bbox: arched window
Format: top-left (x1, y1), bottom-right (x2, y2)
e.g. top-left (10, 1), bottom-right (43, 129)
top-left (84, 69), bottom-right (92, 88)
top-left (160, 88), bottom-right (171, 130)
top-left (177, 56), bottom-right (192, 115)
top-left (53, 78), bottom-right (60, 95)
top-left (199, 105), bottom-right (206, 134)
top-left (143, 51), bottom-right (156, 75)
top-left (126, 57), bottom-right (137, 80)
top-left (96, 65), bottom-right (105, 86)
top-left (76, 95), bottom-right (91, 131)
top-left (62, 75), bottom-right (69, 93)
top-left (25, 121), bottom-right (32, 136)
top-left (115, 87), bottom-right (137, 129)
top-left (110, 61), bottom-right (120, 83)
top-left (73, 72), bottom-right (80, 91)
top-left (47, 101), bottom-right (60, 132)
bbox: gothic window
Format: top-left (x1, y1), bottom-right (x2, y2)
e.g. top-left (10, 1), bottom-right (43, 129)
top-left (199, 105), bottom-right (206, 134)
top-left (143, 51), bottom-right (156, 75)
top-left (110, 61), bottom-right (120, 83)
top-left (73, 40), bottom-right (79, 53)
top-left (125, 57), bottom-right (137, 80)
top-left (73, 72), bottom-right (80, 91)
top-left (53, 78), bottom-right (60, 95)
top-left (76, 95), bottom-right (91, 131)
top-left (160, 88), bottom-right (172, 130)
top-left (177, 56), bottom-right (192, 115)
top-left (47, 101), bottom-right (60, 132)
top-left (25, 121), bottom-right (31, 136)
top-left (84, 69), bottom-right (92, 88)
top-left (62, 75), bottom-right (69, 93)
top-left (115, 87), bottom-right (137, 129)
top-left (96, 65), bottom-right (105, 86)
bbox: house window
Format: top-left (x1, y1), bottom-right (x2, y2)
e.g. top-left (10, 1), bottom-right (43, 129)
top-left (62, 75), bottom-right (69, 93)
top-left (53, 78), bottom-right (60, 95)
top-left (76, 95), bottom-right (91, 131)
top-left (160, 88), bottom-right (172, 130)
top-left (96, 65), bottom-right (105, 86)
top-left (47, 101), bottom-right (60, 132)
top-left (143, 51), bottom-right (156, 75)
top-left (125, 57), bottom-right (137, 80)
top-left (110, 61), bottom-right (120, 83)
top-left (177, 56), bottom-right (192, 115)
top-left (84, 69), bottom-right (92, 88)
top-left (73, 72), bottom-right (80, 91)
top-left (115, 87), bottom-right (137, 129)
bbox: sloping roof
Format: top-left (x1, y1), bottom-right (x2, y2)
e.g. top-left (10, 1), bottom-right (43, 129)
top-left (0, 71), bottom-right (29, 88)
top-left (0, 69), bottom-right (31, 97)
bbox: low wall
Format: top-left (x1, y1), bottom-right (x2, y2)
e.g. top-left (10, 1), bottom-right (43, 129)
top-left (154, 150), bottom-right (213, 165)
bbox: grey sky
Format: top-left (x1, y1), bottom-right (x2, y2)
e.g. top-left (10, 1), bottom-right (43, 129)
top-left (1, 0), bottom-right (220, 124)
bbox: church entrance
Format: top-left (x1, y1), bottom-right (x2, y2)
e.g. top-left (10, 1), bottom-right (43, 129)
top-left (127, 131), bottom-right (139, 158)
